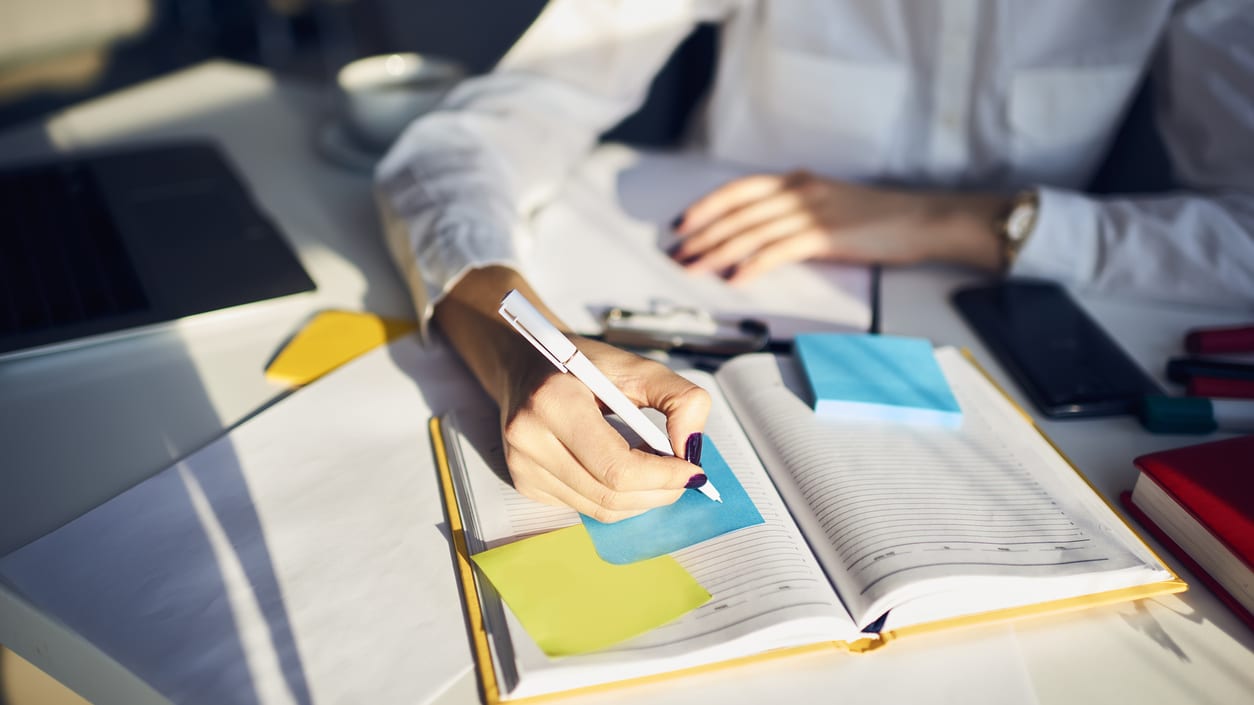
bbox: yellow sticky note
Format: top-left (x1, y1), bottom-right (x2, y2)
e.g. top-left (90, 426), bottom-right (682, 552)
top-left (266, 310), bottom-right (416, 386)
top-left (471, 525), bottom-right (710, 657)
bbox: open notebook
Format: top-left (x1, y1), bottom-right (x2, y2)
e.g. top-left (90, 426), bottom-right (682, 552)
top-left (434, 347), bottom-right (1184, 703)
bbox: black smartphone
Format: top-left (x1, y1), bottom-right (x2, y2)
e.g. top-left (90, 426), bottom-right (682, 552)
top-left (952, 280), bottom-right (1162, 418)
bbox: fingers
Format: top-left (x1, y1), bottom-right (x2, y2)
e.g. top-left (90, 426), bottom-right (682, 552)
top-left (726, 228), bottom-right (831, 283)
top-left (501, 363), bottom-right (703, 523)
top-left (578, 344), bottom-right (712, 456)
top-left (671, 171), bottom-right (825, 276)
top-left (672, 190), bottom-right (806, 267)
top-left (507, 431), bottom-right (691, 522)
top-left (684, 212), bottom-right (815, 274)
top-left (556, 413), bottom-right (695, 494)
top-left (505, 451), bottom-right (668, 524)
top-left (619, 358), bottom-right (712, 457)
top-left (676, 173), bottom-right (790, 236)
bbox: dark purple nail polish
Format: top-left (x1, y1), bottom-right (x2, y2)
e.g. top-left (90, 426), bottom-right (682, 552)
top-left (666, 241), bottom-right (684, 257)
top-left (685, 473), bottom-right (708, 489)
top-left (684, 432), bottom-right (703, 466)
top-left (670, 213), bottom-right (685, 230)
top-left (720, 264), bottom-right (738, 279)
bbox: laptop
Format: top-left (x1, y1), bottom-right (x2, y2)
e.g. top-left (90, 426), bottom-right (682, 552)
top-left (0, 141), bottom-right (316, 360)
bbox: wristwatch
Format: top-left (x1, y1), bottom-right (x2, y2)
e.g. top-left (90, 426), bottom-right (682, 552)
top-left (997, 189), bottom-right (1039, 271)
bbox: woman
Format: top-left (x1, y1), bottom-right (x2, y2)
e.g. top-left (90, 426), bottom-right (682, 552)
top-left (376, 0), bottom-right (1254, 521)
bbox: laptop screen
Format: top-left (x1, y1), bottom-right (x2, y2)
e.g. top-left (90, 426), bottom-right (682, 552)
top-left (0, 141), bottom-right (315, 359)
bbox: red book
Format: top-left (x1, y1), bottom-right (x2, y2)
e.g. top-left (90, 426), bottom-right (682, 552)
top-left (1185, 324), bottom-right (1254, 355)
top-left (1188, 375), bottom-right (1254, 400)
top-left (1120, 435), bottom-right (1254, 632)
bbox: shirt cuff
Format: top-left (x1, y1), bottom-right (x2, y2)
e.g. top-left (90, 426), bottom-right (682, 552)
top-left (1010, 186), bottom-right (1102, 286)
top-left (377, 194), bottom-right (522, 341)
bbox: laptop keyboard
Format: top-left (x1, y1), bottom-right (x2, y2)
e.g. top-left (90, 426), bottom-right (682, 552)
top-left (0, 163), bottom-right (148, 336)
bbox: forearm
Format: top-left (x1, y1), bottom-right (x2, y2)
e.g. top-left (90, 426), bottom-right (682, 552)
top-left (433, 266), bottom-right (568, 406)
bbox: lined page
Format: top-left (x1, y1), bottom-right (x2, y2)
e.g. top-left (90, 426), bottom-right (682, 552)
top-left (445, 381), bottom-right (858, 700)
top-left (716, 348), bottom-right (1165, 628)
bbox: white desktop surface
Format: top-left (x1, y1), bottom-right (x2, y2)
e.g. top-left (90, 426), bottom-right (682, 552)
top-left (0, 62), bottom-right (1251, 705)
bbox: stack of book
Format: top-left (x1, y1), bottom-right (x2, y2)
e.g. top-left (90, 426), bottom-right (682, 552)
top-left (1121, 435), bottom-right (1254, 631)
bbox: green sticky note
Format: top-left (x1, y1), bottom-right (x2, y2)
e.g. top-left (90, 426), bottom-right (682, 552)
top-left (471, 525), bottom-right (710, 657)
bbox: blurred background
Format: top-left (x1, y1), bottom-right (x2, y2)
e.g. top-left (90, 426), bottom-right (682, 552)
top-left (0, 0), bottom-right (717, 146)
top-left (0, 0), bottom-right (1167, 183)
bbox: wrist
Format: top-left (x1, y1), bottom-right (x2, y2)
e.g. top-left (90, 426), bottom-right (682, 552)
top-left (918, 192), bottom-right (1013, 271)
top-left (435, 266), bottom-right (565, 403)
top-left (995, 189), bottom-right (1041, 272)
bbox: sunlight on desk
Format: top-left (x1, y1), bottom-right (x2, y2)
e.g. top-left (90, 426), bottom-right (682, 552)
top-left (38, 65), bottom-right (278, 151)
top-left (0, 646), bottom-right (89, 705)
top-left (0, 338), bottom-right (479, 705)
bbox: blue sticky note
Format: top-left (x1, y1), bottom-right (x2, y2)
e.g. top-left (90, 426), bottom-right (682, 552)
top-left (581, 436), bottom-right (764, 564)
top-left (793, 333), bottom-right (962, 427)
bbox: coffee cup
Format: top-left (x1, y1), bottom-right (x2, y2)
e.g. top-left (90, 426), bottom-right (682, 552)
top-left (337, 52), bottom-right (466, 152)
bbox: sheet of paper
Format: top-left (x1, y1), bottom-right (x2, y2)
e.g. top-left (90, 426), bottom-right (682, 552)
top-left (471, 526), bottom-right (710, 657)
top-left (0, 338), bottom-right (475, 705)
top-left (524, 145), bottom-right (873, 339)
top-left (581, 436), bottom-right (765, 564)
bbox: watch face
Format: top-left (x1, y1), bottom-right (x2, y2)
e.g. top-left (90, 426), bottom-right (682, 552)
top-left (1006, 202), bottom-right (1036, 242)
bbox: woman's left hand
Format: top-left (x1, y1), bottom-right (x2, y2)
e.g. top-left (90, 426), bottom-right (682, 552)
top-left (668, 170), bottom-right (1009, 281)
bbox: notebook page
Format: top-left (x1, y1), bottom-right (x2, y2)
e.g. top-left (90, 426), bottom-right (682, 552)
top-left (445, 376), bottom-right (858, 700)
top-left (716, 348), bottom-right (1167, 629)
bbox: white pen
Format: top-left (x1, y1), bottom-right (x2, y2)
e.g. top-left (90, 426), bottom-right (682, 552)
top-left (498, 289), bottom-right (722, 502)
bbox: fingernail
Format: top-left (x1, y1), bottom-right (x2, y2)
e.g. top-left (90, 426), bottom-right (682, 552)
top-left (684, 432), bottom-right (703, 466)
top-left (685, 473), bottom-right (708, 489)
top-left (720, 265), bottom-right (738, 279)
top-left (665, 241), bottom-right (684, 257)
top-left (670, 213), bottom-right (685, 230)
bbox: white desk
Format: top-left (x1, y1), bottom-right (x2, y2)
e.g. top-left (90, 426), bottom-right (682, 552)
top-left (1, 62), bottom-right (1251, 705)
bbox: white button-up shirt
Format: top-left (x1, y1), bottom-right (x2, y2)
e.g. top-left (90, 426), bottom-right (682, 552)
top-left (376, 0), bottom-right (1254, 328)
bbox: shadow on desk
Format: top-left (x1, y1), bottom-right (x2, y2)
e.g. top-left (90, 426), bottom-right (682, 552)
top-left (0, 65), bottom-right (439, 705)
top-left (1, 415), bottom-right (314, 705)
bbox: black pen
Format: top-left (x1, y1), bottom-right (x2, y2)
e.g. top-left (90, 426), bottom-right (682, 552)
top-left (1166, 357), bottom-right (1254, 384)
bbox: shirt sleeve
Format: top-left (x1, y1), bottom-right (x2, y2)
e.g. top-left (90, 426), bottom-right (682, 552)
top-left (1013, 0), bottom-right (1254, 310)
top-left (374, 0), bottom-right (735, 336)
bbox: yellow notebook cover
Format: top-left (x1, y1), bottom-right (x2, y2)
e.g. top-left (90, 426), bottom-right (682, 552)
top-left (430, 350), bottom-right (1186, 705)
top-left (266, 310), bottom-right (416, 386)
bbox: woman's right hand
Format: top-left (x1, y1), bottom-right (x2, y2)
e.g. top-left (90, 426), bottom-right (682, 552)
top-left (435, 267), bottom-right (711, 523)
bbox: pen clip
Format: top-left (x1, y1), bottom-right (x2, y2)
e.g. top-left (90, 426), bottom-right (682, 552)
top-left (498, 290), bottom-right (572, 372)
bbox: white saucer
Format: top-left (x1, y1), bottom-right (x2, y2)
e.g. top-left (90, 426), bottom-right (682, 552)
top-left (314, 118), bottom-right (384, 174)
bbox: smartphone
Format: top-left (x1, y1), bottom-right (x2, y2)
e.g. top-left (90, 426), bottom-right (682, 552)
top-left (952, 280), bottom-right (1162, 418)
